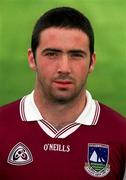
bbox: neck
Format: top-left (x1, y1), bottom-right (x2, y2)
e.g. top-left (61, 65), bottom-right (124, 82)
top-left (33, 88), bottom-right (87, 130)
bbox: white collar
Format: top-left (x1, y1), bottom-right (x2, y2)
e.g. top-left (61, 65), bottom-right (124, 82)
top-left (20, 90), bottom-right (100, 126)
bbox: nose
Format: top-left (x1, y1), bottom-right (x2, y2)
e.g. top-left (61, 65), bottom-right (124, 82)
top-left (57, 54), bottom-right (71, 74)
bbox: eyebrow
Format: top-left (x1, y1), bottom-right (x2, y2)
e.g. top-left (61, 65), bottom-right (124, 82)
top-left (68, 50), bottom-right (87, 56)
top-left (41, 48), bottom-right (62, 54)
top-left (41, 48), bottom-right (87, 55)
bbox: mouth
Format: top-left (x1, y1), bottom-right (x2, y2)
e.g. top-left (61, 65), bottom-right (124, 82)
top-left (53, 80), bottom-right (73, 88)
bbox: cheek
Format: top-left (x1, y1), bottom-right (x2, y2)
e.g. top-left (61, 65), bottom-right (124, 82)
top-left (73, 63), bottom-right (89, 77)
top-left (37, 62), bottom-right (55, 79)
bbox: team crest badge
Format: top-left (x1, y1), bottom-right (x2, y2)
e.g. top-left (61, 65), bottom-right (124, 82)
top-left (84, 143), bottom-right (110, 177)
top-left (7, 142), bottom-right (33, 166)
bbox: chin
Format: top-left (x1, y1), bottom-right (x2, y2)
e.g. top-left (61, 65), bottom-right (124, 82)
top-left (50, 93), bottom-right (77, 104)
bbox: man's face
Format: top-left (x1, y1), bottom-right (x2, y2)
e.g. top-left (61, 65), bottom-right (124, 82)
top-left (28, 27), bottom-right (95, 103)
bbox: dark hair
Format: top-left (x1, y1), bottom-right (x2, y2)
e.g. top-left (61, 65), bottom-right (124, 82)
top-left (31, 7), bottom-right (94, 58)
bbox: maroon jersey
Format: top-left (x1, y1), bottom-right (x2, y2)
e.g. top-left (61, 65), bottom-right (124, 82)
top-left (0, 91), bottom-right (126, 179)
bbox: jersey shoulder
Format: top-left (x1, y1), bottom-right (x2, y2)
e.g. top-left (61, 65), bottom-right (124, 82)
top-left (0, 99), bottom-right (21, 112)
top-left (99, 102), bottom-right (126, 126)
top-left (0, 99), bottom-right (21, 124)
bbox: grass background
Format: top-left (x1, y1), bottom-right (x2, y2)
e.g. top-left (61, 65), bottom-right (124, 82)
top-left (0, 0), bottom-right (126, 116)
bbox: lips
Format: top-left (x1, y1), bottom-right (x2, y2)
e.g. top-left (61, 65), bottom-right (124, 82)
top-left (53, 80), bottom-right (73, 88)
top-left (54, 81), bottom-right (72, 84)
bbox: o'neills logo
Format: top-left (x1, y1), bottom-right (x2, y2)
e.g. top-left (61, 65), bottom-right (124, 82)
top-left (43, 143), bottom-right (70, 152)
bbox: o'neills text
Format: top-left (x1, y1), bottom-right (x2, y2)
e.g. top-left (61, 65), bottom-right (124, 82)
top-left (43, 143), bottom-right (70, 152)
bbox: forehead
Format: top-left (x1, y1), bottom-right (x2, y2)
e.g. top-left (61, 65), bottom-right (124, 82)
top-left (38, 27), bottom-right (90, 50)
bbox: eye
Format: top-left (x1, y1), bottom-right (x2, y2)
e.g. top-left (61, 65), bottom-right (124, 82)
top-left (70, 52), bottom-right (84, 59)
top-left (44, 51), bottom-right (60, 59)
top-left (46, 51), bottom-right (57, 56)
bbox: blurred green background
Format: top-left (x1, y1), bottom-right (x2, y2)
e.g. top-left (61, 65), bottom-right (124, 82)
top-left (0, 0), bottom-right (126, 116)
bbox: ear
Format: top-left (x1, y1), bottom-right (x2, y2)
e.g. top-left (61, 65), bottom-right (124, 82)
top-left (28, 48), bottom-right (37, 71)
top-left (89, 52), bottom-right (96, 73)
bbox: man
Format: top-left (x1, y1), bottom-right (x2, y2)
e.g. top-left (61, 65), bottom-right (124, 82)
top-left (0, 6), bottom-right (126, 180)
